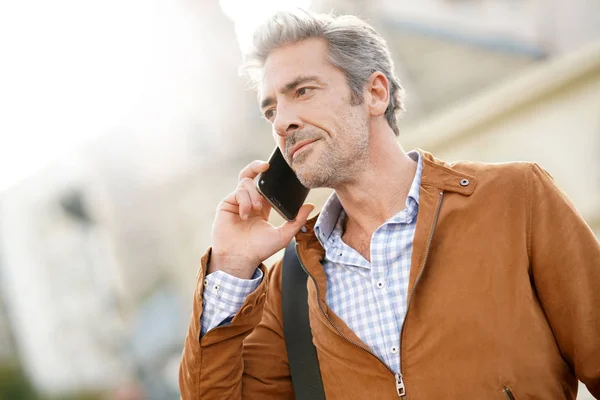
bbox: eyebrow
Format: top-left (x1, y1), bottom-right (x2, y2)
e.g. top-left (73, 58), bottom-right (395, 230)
top-left (260, 75), bottom-right (323, 110)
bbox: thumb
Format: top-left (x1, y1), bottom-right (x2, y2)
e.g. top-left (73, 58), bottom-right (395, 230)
top-left (278, 203), bottom-right (315, 241)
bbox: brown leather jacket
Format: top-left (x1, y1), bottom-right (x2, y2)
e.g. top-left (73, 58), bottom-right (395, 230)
top-left (179, 151), bottom-right (600, 399)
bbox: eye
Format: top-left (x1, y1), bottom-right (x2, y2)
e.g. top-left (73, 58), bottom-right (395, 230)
top-left (296, 87), bottom-right (312, 97)
top-left (264, 109), bottom-right (276, 121)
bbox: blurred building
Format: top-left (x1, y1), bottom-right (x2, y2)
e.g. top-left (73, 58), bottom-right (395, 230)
top-left (0, 0), bottom-right (256, 397)
top-left (318, 0), bottom-right (600, 123)
top-left (401, 41), bottom-right (600, 238)
top-left (0, 168), bottom-right (130, 395)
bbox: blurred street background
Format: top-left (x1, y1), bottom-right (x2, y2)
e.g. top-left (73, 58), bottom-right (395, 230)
top-left (0, 0), bottom-right (599, 398)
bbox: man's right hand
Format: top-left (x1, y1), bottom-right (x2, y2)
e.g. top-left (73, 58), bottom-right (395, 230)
top-left (210, 160), bottom-right (314, 279)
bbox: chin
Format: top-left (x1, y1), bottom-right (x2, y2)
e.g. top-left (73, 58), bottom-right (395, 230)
top-left (295, 166), bottom-right (333, 189)
top-left (292, 147), bottom-right (334, 188)
top-left (292, 165), bottom-right (315, 188)
top-left (294, 167), bottom-right (312, 187)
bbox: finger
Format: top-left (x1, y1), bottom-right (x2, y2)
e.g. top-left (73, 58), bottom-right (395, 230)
top-left (235, 189), bottom-right (253, 220)
top-left (260, 199), bottom-right (272, 220)
top-left (219, 191), bottom-right (240, 213)
top-left (239, 177), bottom-right (263, 211)
top-left (238, 160), bottom-right (269, 182)
top-left (277, 203), bottom-right (315, 241)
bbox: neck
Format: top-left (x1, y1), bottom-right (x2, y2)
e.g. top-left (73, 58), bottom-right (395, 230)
top-left (334, 125), bottom-right (417, 237)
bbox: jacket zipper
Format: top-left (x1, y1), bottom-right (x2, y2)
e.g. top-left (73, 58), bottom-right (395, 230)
top-left (398, 191), bottom-right (444, 397)
top-left (296, 190), bottom-right (445, 399)
top-left (502, 386), bottom-right (516, 400)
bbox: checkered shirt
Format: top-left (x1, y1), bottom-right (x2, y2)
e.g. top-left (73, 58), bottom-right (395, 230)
top-left (200, 267), bottom-right (263, 336)
top-left (201, 151), bottom-right (423, 374)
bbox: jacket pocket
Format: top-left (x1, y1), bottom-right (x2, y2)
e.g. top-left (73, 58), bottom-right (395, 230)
top-left (502, 386), bottom-right (516, 400)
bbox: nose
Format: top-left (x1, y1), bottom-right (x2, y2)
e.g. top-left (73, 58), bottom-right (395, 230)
top-left (273, 104), bottom-right (302, 137)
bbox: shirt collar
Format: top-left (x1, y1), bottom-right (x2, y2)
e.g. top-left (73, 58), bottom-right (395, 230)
top-left (314, 150), bottom-right (423, 249)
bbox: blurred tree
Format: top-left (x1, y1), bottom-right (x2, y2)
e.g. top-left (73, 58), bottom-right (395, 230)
top-left (0, 362), bottom-right (37, 400)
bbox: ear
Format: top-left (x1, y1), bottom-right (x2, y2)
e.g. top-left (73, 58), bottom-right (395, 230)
top-left (365, 71), bottom-right (389, 118)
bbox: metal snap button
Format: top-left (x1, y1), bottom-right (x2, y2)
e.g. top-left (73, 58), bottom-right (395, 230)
top-left (301, 226), bottom-right (307, 233)
top-left (242, 305), bottom-right (254, 315)
top-left (459, 179), bottom-right (470, 187)
top-left (256, 293), bottom-right (267, 306)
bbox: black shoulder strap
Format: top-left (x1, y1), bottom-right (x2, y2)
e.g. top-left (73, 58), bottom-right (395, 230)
top-left (282, 240), bottom-right (326, 400)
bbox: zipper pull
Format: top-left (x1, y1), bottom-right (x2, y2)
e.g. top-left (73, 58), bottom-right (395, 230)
top-left (395, 373), bottom-right (406, 397)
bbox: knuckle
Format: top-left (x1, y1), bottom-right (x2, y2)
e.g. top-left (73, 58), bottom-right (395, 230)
top-left (237, 179), bottom-right (248, 190)
top-left (237, 188), bottom-right (249, 201)
top-left (242, 178), bottom-right (256, 191)
top-left (219, 192), bottom-right (234, 207)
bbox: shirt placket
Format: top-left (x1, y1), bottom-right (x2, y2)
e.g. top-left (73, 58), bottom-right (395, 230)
top-left (371, 227), bottom-right (402, 372)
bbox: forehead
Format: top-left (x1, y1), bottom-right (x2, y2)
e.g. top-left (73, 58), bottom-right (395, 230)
top-left (259, 38), bottom-right (336, 100)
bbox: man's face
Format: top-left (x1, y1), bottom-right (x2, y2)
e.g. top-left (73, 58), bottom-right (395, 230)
top-left (259, 38), bottom-right (370, 189)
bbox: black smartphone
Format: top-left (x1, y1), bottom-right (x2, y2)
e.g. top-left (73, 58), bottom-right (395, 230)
top-left (256, 147), bottom-right (310, 221)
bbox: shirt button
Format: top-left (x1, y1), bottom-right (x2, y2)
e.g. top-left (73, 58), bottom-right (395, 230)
top-left (391, 346), bottom-right (398, 354)
top-left (376, 281), bottom-right (384, 289)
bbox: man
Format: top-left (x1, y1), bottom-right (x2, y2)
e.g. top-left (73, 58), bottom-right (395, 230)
top-left (179, 10), bottom-right (600, 399)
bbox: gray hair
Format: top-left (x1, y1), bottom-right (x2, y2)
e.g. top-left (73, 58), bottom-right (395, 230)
top-left (240, 10), bottom-right (405, 136)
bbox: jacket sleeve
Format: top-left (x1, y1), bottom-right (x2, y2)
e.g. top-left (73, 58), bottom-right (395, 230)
top-left (179, 248), bottom-right (294, 399)
top-left (527, 163), bottom-right (600, 396)
top-left (200, 268), bottom-right (263, 336)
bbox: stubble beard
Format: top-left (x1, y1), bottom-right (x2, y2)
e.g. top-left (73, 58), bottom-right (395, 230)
top-left (293, 111), bottom-right (370, 189)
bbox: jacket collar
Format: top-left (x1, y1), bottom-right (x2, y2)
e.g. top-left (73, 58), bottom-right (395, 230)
top-left (294, 149), bottom-right (478, 305)
top-left (297, 149), bottom-right (477, 238)
top-left (418, 149), bottom-right (477, 196)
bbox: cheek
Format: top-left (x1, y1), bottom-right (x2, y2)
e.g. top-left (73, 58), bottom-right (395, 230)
top-left (301, 104), bottom-right (337, 134)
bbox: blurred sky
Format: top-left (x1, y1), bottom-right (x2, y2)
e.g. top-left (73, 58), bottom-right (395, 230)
top-left (0, 0), bottom-right (310, 192)
top-left (1, 0), bottom-right (196, 191)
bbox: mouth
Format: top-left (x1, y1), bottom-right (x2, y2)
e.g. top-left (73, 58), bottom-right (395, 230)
top-left (289, 139), bottom-right (319, 160)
